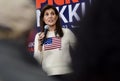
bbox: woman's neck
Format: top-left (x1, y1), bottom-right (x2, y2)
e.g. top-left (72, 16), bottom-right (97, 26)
top-left (48, 25), bottom-right (56, 31)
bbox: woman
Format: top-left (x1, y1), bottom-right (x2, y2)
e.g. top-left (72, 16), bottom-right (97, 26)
top-left (34, 5), bottom-right (76, 79)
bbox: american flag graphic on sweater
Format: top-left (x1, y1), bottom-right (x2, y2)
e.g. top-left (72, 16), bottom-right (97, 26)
top-left (44, 37), bottom-right (61, 50)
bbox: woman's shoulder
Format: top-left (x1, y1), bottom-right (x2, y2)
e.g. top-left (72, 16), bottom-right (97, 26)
top-left (62, 27), bottom-right (69, 31)
top-left (62, 27), bottom-right (72, 33)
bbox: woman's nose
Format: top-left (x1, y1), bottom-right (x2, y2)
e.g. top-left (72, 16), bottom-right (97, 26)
top-left (48, 14), bottom-right (52, 17)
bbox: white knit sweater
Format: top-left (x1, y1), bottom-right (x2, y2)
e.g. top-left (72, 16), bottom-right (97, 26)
top-left (34, 28), bottom-right (76, 76)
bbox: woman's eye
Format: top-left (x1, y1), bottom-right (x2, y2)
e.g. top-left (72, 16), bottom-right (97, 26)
top-left (44, 13), bottom-right (49, 16)
top-left (51, 12), bottom-right (55, 15)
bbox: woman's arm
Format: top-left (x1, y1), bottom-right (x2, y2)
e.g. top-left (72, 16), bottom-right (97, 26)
top-left (67, 28), bottom-right (77, 49)
top-left (33, 33), bottom-right (43, 64)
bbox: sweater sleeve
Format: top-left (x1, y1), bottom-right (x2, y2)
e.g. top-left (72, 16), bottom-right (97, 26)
top-left (33, 33), bottom-right (42, 64)
top-left (66, 28), bottom-right (77, 49)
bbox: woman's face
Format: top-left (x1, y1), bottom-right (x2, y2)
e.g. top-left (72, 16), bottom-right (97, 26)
top-left (43, 8), bottom-right (58, 27)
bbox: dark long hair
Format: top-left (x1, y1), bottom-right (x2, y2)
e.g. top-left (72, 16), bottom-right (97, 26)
top-left (40, 5), bottom-right (63, 37)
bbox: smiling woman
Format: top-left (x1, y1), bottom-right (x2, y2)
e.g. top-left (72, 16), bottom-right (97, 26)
top-left (43, 8), bottom-right (58, 30)
top-left (34, 4), bottom-right (77, 81)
